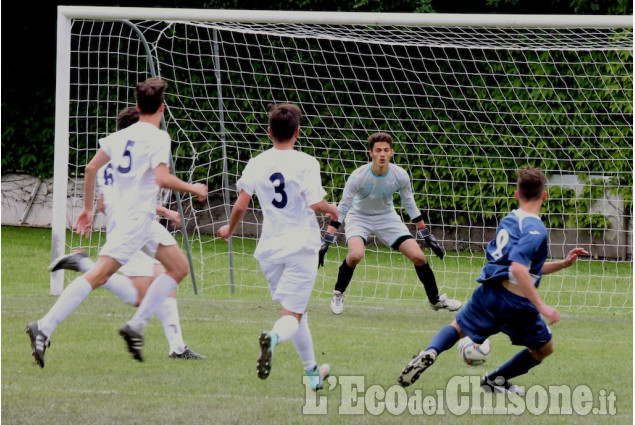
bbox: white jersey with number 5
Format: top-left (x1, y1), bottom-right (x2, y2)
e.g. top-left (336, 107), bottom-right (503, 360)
top-left (236, 147), bottom-right (326, 262)
top-left (98, 121), bottom-right (171, 223)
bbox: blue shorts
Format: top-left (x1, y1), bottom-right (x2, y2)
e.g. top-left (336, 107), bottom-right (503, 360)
top-left (456, 283), bottom-right (552, 351)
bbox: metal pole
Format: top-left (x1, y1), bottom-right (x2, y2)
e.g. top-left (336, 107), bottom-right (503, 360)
top-left (214, 28), bottom-right (236, 294)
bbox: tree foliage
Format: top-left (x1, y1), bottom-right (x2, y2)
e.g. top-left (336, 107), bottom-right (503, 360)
top-left (1, 0), bottom-right (631, 179)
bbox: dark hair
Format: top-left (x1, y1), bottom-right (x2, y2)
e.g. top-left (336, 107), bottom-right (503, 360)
top-left (516, 166), bottom-right (546, 201)
top-left (368, 132), bottom-right (393, 150)
top-left (134, 78), bottom-right (167, 114)
top-left (268, 103), bottom-right (302, 141)
top-left (117, 107), bottom-right (139, 131)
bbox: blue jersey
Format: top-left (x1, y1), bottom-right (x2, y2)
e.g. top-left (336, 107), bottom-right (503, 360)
top-left (477, 209), bottom-right (548, 288)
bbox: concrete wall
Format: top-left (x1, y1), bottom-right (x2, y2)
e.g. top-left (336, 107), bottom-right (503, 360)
top-left (3, 173), bottom-right (631, 260)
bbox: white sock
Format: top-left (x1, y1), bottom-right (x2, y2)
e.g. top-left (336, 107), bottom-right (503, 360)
top-left (102, 274), bottom-right (138, 306)
top-left (39, 276), bottom-right (93, 336)
top-left (271, 315), bottom-right (299, 344)
top-left (126, 274), bottom-right (177, 333)
top-left (291, 313), bottom-right (317, 371)
top-left (155, 297), bottom-right (185, 354)
top-left (78, 256), bottom-right (96, 273)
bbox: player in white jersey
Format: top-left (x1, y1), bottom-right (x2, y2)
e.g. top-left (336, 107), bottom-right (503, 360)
top-left (47, 106), bottom-right (205, 360)
top-left (26, 78), bottom-right (208, 367)
top-left (318, 132), bottom-right (462, 315)
top-left (217, 103), bottom-right (338, 391)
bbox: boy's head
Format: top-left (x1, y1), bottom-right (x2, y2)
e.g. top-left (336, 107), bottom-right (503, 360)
top-left (268, 103), bottom-right (302, 141)
top-left (368, 132), bottom-right (393, 151)
top-left (117, 107), bottom-right (139, 131)
top-left (368, 132), bottom-right (394, 167)
top-left (135, 78), bottom-right (167, 114)
top-left (516, 166), bottom-right (547, 201)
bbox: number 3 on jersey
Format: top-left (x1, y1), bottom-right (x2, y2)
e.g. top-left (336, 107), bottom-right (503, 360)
top-left (269, 172), bottom-right (288, 209)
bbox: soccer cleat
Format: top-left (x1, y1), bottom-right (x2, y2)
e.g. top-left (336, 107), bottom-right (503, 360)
top-left (25, 321), bottom-right (50, 368)
top-left (119, 324), bottom-right (144, 362)
top-left (256, 331), bottom-right (277, 380)
top-left (481, 375), bottom-right (526, 395)
top-left (398, 349), bottom-right (436, 387)
top-left (306, 364), bottom-right (331, 391)
top-left (48, 249), bottom-right (89, 273)
top-left (430, 294), bottom-right (462, 311)
top-left (330, 290), bottom-right (344, 315)
top-left (169, 346), bottom-right (207, 359)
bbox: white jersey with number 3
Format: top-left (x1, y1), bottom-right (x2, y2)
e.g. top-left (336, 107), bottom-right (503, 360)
top-left (236, 147), bottom-right (326, 262)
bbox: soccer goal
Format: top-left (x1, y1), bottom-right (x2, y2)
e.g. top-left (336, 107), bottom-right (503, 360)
top-left (52, 6), bottom-right (633, 312)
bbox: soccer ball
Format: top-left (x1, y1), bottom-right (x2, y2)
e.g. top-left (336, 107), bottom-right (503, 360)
top-left (457, 336), bottom-right (492, 366)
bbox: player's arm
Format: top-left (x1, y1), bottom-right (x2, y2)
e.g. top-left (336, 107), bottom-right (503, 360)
top-left (541, 248), bottom-right (589, 275)
top-left (97, 194), bottom-right (106, 214)
top-left (311, 199), bottom-right (339, 221)
top-left (156, 205), bottom-right (181, 228)
top-left (74, 149), bottom-right (110, 238)
top-left (510, 261), bottom-right (560, 325)
top-left (154, 163), bottom-right (207, 201)
top-left (217, 190), bottom-right (251, 242)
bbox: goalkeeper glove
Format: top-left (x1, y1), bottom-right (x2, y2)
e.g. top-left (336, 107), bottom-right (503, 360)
top-left (318, 233), bottom-right (336, 268)
top-left (417, 226), bottom-right (445, 260)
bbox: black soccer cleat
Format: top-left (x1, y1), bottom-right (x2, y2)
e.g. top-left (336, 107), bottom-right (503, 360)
top-left (398, 349), bottom-right (436, 387)
top-left (119, 324), bottom-right (144, 362)
top-left (481, 375), bottom-right (526, 395)
top-left (48, 249), bottom-right (89, 273)
top-left (256, 331), bottom-right (277, 380)
top-left (25, 321), bottom-right (50, 368)
top-left (169, 346), bottom-right (207, 359)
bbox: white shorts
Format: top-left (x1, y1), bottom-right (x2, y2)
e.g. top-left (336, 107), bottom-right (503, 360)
top-left (259, 253), bottom-right (319, 314)
top-left (344, 210), bottom-right (411, 249)
top-left (117, 250), bottom-right (159, 277)
top-left (100, 219), bottom-right (177, 266)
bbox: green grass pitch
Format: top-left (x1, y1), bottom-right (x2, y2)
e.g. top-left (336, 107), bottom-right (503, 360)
top-left (2, 226), bottom-right (632, 424)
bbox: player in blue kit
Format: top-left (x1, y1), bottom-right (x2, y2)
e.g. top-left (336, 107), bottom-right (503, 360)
top-left (398, 167), bottom-right (589, 393)
top-left (318, 132), bottom-right (461, 314)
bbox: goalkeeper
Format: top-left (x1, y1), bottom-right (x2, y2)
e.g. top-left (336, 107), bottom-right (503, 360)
top-left (319, 132), bottom-right (461, 314)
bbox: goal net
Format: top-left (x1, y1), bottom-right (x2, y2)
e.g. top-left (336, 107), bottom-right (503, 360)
top-left (52, 7), bottom-right (633, 312)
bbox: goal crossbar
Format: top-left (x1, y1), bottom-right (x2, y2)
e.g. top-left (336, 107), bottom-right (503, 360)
top-left (58, 6), bottom-right (632, 28)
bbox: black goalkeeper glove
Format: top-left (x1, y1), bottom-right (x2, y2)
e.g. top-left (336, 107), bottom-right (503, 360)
top-left (417, 226), bottom-right (445, 260)
top-left (318, 233), bottom-right (336, 268)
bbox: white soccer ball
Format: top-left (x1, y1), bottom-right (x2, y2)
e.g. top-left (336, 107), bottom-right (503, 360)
top-left (457, 336), bottom-right (492, 366)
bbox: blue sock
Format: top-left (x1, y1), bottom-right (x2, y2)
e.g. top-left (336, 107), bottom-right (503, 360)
top-left (488, 348), bottom-right (541, 382)
top-left (426, 325), bottom-right (460, 355)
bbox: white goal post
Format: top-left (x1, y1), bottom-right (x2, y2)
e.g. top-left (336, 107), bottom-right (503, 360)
top-left (52, 7), bottom-right (632, 313)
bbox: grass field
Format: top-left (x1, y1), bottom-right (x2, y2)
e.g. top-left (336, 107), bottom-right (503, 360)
top-left (2, 226), bottom-right (633, 424)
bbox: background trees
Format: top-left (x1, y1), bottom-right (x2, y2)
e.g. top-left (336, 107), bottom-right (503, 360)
top-left (1, 0), bottom-right (631, 177)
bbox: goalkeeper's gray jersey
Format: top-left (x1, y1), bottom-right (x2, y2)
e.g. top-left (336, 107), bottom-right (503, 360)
top-left (338, 163), bottom-right (421, 224)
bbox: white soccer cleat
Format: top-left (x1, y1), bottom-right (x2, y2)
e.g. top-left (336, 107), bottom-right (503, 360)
top-left (330, 290), bottom-right (344, 315)
top-left (430, 294), bottom-right (462, 311)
